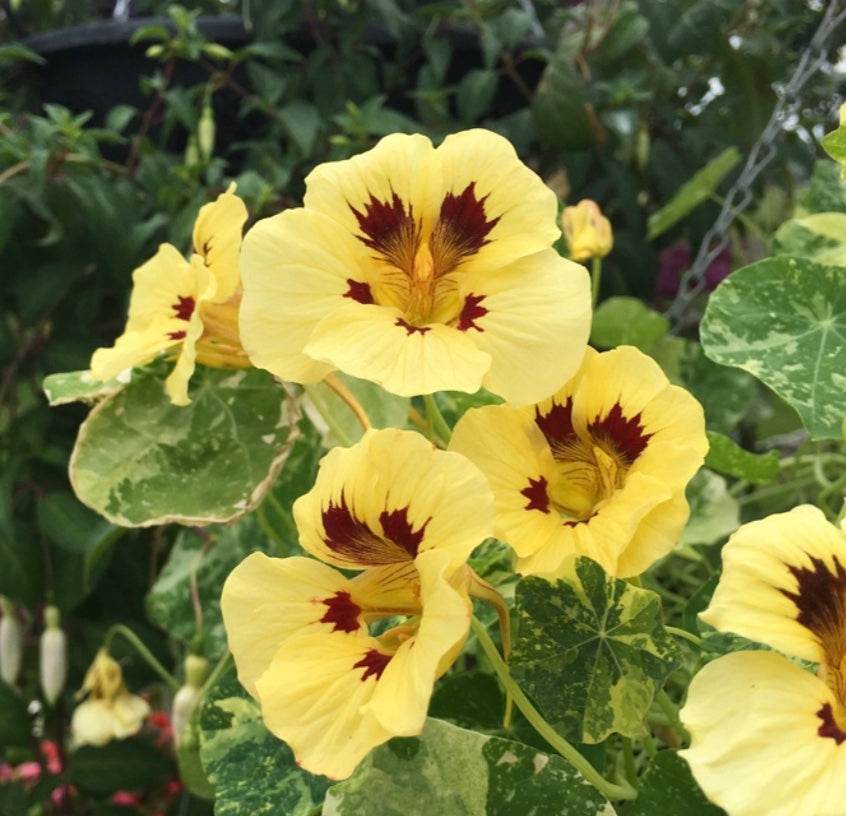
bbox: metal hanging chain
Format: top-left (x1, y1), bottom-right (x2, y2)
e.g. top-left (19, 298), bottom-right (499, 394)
top-left (665, 0), bottom-right (846, 328)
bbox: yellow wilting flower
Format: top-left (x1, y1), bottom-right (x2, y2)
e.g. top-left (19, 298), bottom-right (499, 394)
top-left (681, 506), bottom-right (846, 816)
top-left (71, 649), bottom-right (150, 748)
top-left (90, 185), bottom-right (249, 405)
top-left (221, 428), bottom-right (495, 780)
top-left (561, 199), bottom-right (613, 262)
top-left (239, 130), bottom-right (591, 404)
top-left (449, 346), bottom-right (707, 577)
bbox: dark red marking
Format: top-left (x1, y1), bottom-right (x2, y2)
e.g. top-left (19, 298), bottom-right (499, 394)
top-left (322, 494), bottom-right (426, 565)
top-left (167, 330), bottom-right (187, 341)
top-left (588, 403), bottom-right (652, 465)
top-left (378, 507), bottom-right (429, 559)
top-left (319, 590), bottom-right (362, 633)
top-left (350, 192), bottom-right (419, 272)
top-left (431, 183), bottom-right (500, 273)
top-left (781, 554), bottom-right (846, 665)
top-left (353, 648), bottom-right (392, 682)
top-left (396, 318), bottom-right (430, 335)
top-left (817, 703), bottom-right (846, 745)
top-left (344, 278), bottom-right (374, 304)
top-left (172, 295), bottom-right (195, 321)
top-left (457, 293), bottom-right (487, 332)
top-left (535, 399), bottom-right (579, 461)
top-left (521, 476), bottom-right (550, 513)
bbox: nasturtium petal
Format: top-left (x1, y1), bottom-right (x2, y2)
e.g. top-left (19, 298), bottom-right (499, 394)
top-left (322, 717), bottom-right (616, 816)
top-left (511, 558), bottom-right (682, 744)
top-left (700, 256), bottom-right (846, 440)
top-left (69, 364), bottom-right (296, 526)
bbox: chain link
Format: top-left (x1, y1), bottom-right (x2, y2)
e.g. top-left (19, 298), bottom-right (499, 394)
top-left (665, 0), bottom-right (846, 328)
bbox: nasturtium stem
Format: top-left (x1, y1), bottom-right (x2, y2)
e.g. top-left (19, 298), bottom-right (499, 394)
top-left (324, 373), bottom-right (372, 432)
top-left (470, 617), bottom-right (637, 801)
top-left (655, 688), bottom-right (688, 742)
top-left (423, 394), bottom-right (452, 445)
top-left (591, 256), bottom-right (602, 308)
top-left (104, 624), bottom-right (179, 691)
top-left (304, 384), bottom-right (355, 447)
top-left (665, 626), bottom-right (703, 647)
top-left (199, 650), bottom-right (232, 700)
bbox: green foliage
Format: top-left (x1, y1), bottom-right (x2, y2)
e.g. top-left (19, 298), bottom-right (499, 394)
top-left (622, 752), bottom-right (725, 815)
top-left (681, 470), bottom-right (739, 547)
top-left (69, 738), bottom-right (172, 796)
top-left (647, 148), bottom-right (741, 239)
top-left (68, 364), bottom-right (297, 526)
top-left (0, 680), bottom-right (30, 749)
top-left (704, 431), bottom-right (779, 484)
top-left (822, 112), bottom-right (846, 178)
top-left (511, 559), bottom-right (681, 744)
top-left (198, 668), bottom-right (330, 816)
top-left (42, 369), bottom-right (125, 406)
top-left (700, 256), bottom-right (846, 440)
top-left (590, 297), bottom-right (669, 352)
top-left (324, 718), bottom-right (615, 816)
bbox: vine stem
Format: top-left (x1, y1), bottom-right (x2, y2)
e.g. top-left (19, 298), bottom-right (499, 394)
top-left (665, 626), bottom-right (703, 647)
top-left (470, 617), bottom-right (637, 801)
top-left (591, 256), bottom-right (602, 308)
top-left (655, 689), bottom-right (688, 742)
top-left (324, 373), bottom-right (372, 432)
top-left (198, 650), bottom-right (232, 700)
top-left (423, 394), bottom-right (451, 445)
top-left (104, 624), bottom-right (179, 692)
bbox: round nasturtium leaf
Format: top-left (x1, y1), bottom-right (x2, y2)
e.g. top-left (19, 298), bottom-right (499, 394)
top-left (700, 256), bottom-right (846, 441)
top-left (69, 364), bottom-right (298, 527)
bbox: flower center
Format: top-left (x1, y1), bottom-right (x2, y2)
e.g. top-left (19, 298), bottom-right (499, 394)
top-left (349, 183), bottom-right (499, 327)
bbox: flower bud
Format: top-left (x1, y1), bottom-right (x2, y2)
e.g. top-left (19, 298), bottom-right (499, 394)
top-left (172, 654), bottom-right (209, 747)
top-left (40, 606), bottom-right (67, 705)
top-left (0, 597), bottom-right (23, 687)
top-left (561, 199), bottom-right (613, 262)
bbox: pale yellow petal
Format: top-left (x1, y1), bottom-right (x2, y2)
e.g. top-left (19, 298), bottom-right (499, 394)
top-left (71, 699), bottom-right (117, 747)
top-left (239, 207), bottom-right (369, 383)
top-left (303, 132), bottom-right (439, 241)
top-left (615, 491), bottom-right (690, 578)
top-left (293, 428), bottom-right (494, 573)
top-left (434, 129), bottom-right (560, 272)
top-left (681, 650), bottom-right (846, 816)
top-left (364, 549), bottom-right (470, 735)
top-left (221, 553), bottom-right (365, 698)
top-left (457, 250), bottom-right (591, 405)
top-left (193, 186), bottom-right (248, 302)
top-left (255, 631), bottom-right (394, 780)
top-left (702, 505), bottom-right (846, 663)
top-left (304, 303), bottom-right (490, 398)
top-left (109, 692), bottom-right (150, 739)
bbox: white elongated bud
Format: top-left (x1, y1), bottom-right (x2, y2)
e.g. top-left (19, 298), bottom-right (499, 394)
top-left (172, 654), bottom-right (209, 747)
top-left (0, 597), bottom-right (23, 687)
top-left (40, 606), bottom-right (67, 705)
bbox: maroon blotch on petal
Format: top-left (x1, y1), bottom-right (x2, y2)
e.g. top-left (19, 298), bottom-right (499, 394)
top-left (344, 278), bottom-right (374, 305)
top-left (521, 476), bottom-right (550, 513)
top-left (320, 590), bottom-right (362, 633)
top-left (457, 293), bottom-right (488, 332)
top-left (588, 403), bottom-right (652, 465)
top-left (353, 648), bottom-right (392, 682)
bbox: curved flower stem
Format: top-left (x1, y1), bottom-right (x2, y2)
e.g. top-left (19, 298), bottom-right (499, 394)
top-left (591, 256), bottom-right (602, 308)
top-left (422, 394), bottom-right (451, 445)
top-left (470, 617), bottom-right (637, 801)
top-left (198, 650), bottom-right (232, 700)
top-left (324, 373), bottom-right (372, 432)
top-left (655, 689), bottom-right (688, 743)
top-left (104, 625), bottom-right (179, 692)
top-left (665, 626), bottom-right (703, 648)
top-left (304, 384), bottom-right (355, 446)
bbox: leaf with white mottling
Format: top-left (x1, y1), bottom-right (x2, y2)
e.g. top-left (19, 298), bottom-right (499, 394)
top-left (622, 752), bottom-right (725, 815)
top-left (773, 213), bottom-right (846, 266)
top-left (681, 470), bottom-right (739, 547)
top-left (323, 718), bottom-right (616, 816)
top-left (43, 369), bottom-right (126, 406)
top-left (198, 668), bottom-right (330, 816)
top-left (700, 256), bottom-right (846, 440)
top-left (511, 559), bottom-right (681, 744)
top-left (69, 364), bottom-right (298, 526)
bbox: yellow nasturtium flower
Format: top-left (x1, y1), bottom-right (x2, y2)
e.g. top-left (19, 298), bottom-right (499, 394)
top-left (89, 185), bottom-right (249, 406)
top-left (70, 649), bottom-right (150, 748)
top-left (449, 346), bottom-right (707, 577)
top-left (681, 506), bottom-right (846, 816)
top-left (239, 129), bottom-right (591, 404)
top-left (561, 199), bottom-right (613, 262)
top-left (221, 428), bottom-right (495, 780)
